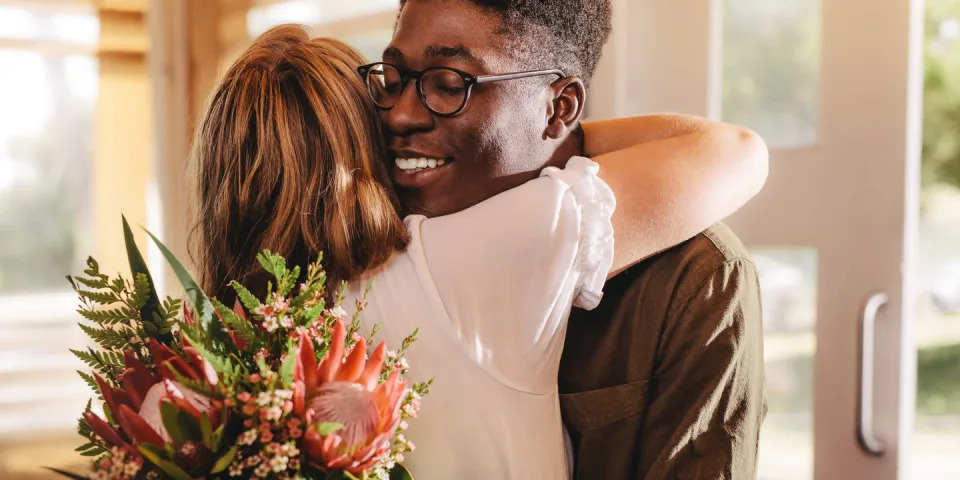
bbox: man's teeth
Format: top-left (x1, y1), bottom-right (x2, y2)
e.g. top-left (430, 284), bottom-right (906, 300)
top-left (395, 157), bottom-right (446, 170)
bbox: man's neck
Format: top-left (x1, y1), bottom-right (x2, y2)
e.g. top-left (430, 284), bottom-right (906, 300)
top-left (545, 124), bottom-right (586, 170)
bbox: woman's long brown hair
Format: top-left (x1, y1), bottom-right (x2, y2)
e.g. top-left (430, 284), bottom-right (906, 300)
top-left (191, 25), bottom-right (408, 304)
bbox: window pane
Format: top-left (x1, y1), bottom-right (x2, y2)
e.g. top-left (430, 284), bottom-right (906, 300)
top-left (753, 248), bottom-right (817, 480)
top-left (0, 5), bottom-right (98, 46)
top-left (0, 4), bottom-right (99, 449)
top-left (0, 49), bottom-right (96, 294)
top-left (338, 29), bottom-right (393, 64)
top-left (247, 0), bottom-right (397, 38)
top-left (721, 0), bottom-right (821, 148)
top-left (246, 0), bottom-right (396, 63)
top-left (913, 191), bottom-right (960, 476)
top-left (913, 2), bottom-right (960, 475)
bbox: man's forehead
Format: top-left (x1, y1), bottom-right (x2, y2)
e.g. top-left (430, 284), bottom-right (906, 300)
top-left (382, 43), bottom-right (487, 66)
top-left (386, 0), bottom-right (510, 70)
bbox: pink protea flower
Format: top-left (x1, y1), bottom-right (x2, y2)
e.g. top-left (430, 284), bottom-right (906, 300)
top-left (85, 339), bottom-right (219, 453)
top-left (293, 319), bottom-right (407, 474)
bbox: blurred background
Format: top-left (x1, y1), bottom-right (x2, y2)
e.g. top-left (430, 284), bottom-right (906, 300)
top-left (0, 0), bottom-right (957, 478)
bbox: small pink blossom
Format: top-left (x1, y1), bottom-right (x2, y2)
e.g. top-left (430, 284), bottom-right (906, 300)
top-left (272, 297), bottom-right (290, 313)
top-left (263, 316), bottom-right (279, 332)
top-left (254, 304), bottom-right (276, 318)
top-left (239, 429), bottom-right (258, 446)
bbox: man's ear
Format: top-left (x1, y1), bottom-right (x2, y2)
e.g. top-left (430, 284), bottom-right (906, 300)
top-left (545, 76), bottom-right (586, 140)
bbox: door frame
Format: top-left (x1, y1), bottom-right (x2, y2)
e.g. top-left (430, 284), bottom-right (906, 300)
top-left (589, 0), bottom-right (925, 478)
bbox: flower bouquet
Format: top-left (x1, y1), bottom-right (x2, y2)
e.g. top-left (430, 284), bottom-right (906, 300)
top-left (52, 217), bottom-right (428, 480)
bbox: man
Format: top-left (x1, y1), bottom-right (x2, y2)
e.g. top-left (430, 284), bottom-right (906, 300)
top-left (378, 0), bottom-right (766, 478)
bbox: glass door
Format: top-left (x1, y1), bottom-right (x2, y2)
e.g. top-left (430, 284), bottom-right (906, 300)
top-left (590, 0), bottom-right (924, 478)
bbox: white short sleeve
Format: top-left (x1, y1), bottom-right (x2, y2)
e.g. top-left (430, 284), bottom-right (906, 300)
top-left (539, 157), bottom-right (616, 309)
top-left (403, 157), bottom-right (615, 391)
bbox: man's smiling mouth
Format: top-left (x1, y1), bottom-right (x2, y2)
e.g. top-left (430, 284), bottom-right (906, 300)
top-left (394, 157), bottom-right (448, 171)
top-left (390, 154), bottom-right (455, 188)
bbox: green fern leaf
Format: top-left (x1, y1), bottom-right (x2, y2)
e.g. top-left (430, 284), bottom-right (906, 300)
top-left (210, 298), bottom-right (256, 343)
top-left (77, 289), bottom-right (120, 305)
top-left (76, 371), bottom-right (100, 394)
top-left (230, 281), bottom-right (262, 313)
top-left (71, 275), bottom-right (110, 290)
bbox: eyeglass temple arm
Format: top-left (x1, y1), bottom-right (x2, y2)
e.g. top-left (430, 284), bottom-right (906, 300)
top-left (474, 69), bottom-right (566, 84)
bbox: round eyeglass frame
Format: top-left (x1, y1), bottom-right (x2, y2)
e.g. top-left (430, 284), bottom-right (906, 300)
top-left (357, 62), bottom-right (565, 117)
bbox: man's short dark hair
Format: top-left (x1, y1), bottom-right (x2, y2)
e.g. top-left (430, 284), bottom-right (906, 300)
top-left (399, 0), bottom-right (613, 86)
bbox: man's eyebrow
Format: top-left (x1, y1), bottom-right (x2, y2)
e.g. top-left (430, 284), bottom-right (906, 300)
top-left (383, 46), bottom-right (403, 60)
top-left (425, 44), bottom-right (475, 61)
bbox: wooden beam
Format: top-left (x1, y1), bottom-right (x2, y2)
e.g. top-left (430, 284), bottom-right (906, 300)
top-left (92, 1), bottom-right (152, 276)
top-left (0, 0), bottom-right (91, 12)
top-left (147, 0), bottom-right (251, 293)
top-left (96, 0), bottom-right (147, 13)
top-left (98, 8), bottom-right (149, 56)
top-left (311, 10), bottom-right (397, 39)
top-left (0, 38), bottom-right (96, 56)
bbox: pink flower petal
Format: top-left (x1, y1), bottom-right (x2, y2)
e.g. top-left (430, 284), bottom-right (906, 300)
top-left (317, 320), bottom-right (345, 383)
top-left (83, 411), bottom-right (126, 448)
top-left (114, 404), bottom-right (165, 447)
top-left (358, 342), bottom-right (385, 390)
top-left (296, 332), bottom-right (318, 394)
top-left (336, 338), bottom-right (366, 383)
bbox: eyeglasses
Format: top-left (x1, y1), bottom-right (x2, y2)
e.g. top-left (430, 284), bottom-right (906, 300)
top-left (357, 62), bottom-right (565, 117)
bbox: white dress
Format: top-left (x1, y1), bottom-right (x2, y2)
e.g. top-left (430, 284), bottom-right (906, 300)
top-left (347, 157), bottom-right (615, 479)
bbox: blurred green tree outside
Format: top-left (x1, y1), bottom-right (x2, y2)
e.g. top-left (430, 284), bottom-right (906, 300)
top-left (924, 0), bottom-right (960, 191)
top-left (723, 0), bottom-right (960, 191)
top-left (0, 55), bottom-right (93, 294)
top-left (722, 0), bottom-right (960, 417)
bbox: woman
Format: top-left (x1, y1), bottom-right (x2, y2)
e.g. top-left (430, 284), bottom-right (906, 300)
top-left (192, 25), bottom-right (767, 478)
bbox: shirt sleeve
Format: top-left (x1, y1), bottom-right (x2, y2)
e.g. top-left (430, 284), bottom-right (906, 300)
top-left (639, 258), bottom-right (767, 480)
top-left (405, 157), bottom-right (615, 391)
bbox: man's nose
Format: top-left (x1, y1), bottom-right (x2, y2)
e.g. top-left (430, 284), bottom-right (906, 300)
top-left (383, 80), bottom-right (434, 137)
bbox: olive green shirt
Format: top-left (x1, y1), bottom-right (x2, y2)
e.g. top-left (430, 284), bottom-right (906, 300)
top-left (559, 223), bottom-right (766, 479)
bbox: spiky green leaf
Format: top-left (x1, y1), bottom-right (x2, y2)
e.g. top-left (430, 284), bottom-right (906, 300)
top-left (44, 467), bottom-right (88, 479)
top-left (210, 445), bottom-right (238, 474)
top-left (160, 402), bottom-right (188, 445)
top-left (389, 464), bottom-right (415, 480)
top-left (199, 412), bottom-right (214, 450)
top-left (122, 216), bottom-right (167, 343)
top-left (138, 444), bottom-right (192, 480)
top-left (279, 341), bottom-right (297, 388)
top-left (145, 229), bottom-right (236, 355)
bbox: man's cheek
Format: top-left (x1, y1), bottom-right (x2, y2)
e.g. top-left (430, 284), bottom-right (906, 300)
top-left (472, 130), bottom-right (510, 176)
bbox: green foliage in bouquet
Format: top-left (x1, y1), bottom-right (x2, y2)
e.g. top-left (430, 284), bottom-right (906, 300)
top-left (56, 216), bottom-right (428, 480)
top-left (65, 218), bottom-right (184, 460)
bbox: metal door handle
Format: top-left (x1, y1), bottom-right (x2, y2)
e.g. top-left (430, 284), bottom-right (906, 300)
top-left (857, 292), bottom-right (888, 456)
